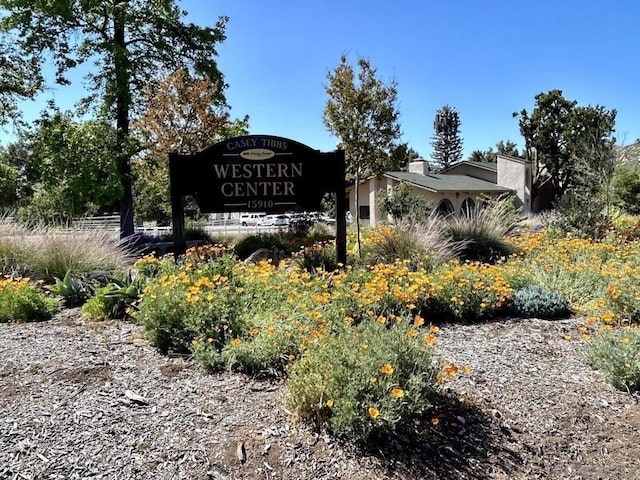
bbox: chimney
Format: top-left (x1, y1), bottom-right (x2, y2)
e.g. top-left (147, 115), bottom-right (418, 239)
top-left (408, 158), bottom-right (431, 175)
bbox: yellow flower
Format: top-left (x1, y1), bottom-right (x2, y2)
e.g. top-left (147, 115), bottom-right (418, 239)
top-left (376, 315), bottom-right (386, 324)
top-left (564, 335), bottom-right (572, 341)
top-left (368, 407), bottom-right (380, 419)
top-left (326, 399), bottom-right (334, 408)
top-left (429, 325), bottom-right (440, 334)
top-left (622, 337), bottom-right (630, 345)
top-left (230, 338), bottom-right (242, 346)
top-left (380, 364), bottom-right (394, 375)
top-left (191, 339), bottom-right (198, 346)
top-left (413, 315), bottom-right (425, 327)
top-left (207, 337), bottom-right (214, 343)
top-left (407, 329), bottom-right (417, 338)
top-left (391, 388), bottom-right (404, 398)
top-left (370, 376), bottom-right (377, 383)
top-left (431, 417), bottom-right (440, 426)
top-left (361, 343), bottom-right (369, 349)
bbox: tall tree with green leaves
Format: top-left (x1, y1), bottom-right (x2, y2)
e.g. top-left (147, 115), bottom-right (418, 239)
top-left (431, 105), bottom-right (463, 169)
top-left (468, 140), bottom-right (522, 163)
top-left (0, 0), bottom-right (227, 236)
top-left (0, 32), bottom-right (43, 126)
top-left (16, 110), bottom-right (123, 223)
top-left (515, 89), bottom-right (616, 208)
top-left (323, 55), bottom-right (403, 255)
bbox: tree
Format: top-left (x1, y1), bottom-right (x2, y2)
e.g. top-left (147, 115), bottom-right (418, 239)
top-left (15, 110), bottom-right (122, 223)
top-left (515, 89), bottom-right (616, 208)
top-left (468, 140), bottom-right (522, 163)
top-left (323, 55), bottom-right (403, 255)
top-left (612, 165), bottom-right (640, 214)
top-left (133, 69), bottom-right (248, 223)
top-left (0, 32), bottom-right (43, 126)
top-left (431, 105), bottom-right (463, 169)
top-left (0, 0), bottom-right (227, 236)
top-left (377, 181), bottom-right (430, 224)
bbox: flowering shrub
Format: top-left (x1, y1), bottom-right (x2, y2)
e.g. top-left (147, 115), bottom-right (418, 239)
top-left (133, 252), bottom-right (248, 354)
top-left (285, 317), bottom-right (440, 442)
top-left (0, 276), bottom-right (58, 322)
top-left (588, 326), bottom-right (640, 392)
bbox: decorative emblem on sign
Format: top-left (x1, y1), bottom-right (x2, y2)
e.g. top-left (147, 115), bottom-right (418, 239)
top-left (240, 149), bottom-right (276, 161)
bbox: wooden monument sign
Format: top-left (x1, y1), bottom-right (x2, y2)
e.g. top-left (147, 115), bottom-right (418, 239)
top-left (169, 134), bottom-right (347, 263)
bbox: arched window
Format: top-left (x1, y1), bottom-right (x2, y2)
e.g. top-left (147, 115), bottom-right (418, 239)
top-left (460, 197), bottom-right (476, 216)
top-left (436, 199), bottom-right (454, 217)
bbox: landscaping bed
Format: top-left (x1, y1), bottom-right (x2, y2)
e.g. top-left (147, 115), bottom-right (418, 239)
top-left (2, 310), bottom-right (639, 480)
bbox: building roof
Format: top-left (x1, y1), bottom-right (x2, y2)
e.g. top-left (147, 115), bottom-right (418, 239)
top-left (384, 171), bottom-right (512, 194)
top-left (439, 160), bottom-right (497, 174)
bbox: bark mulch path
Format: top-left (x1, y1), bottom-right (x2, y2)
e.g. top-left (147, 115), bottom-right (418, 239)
top-left (1, 310), bottom-right (639, 480)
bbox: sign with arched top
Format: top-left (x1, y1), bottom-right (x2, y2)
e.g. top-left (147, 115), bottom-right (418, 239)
top-left (169, 134), bottom-right (346, 263)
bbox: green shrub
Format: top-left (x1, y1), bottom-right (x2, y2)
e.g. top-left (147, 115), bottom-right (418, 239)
top-left (0, 277), bottom-right (59, 322)
top-left (292, 241), bottom-right (339, 272)
top-left (82, 270), bottom-right (143, 320)
top-left (542, 194), bottom-right (612, 240)
top-left (285, 318), bottom-right (439, 443)
top-left (511, 284), bottom-right (571, 319)
top-left (588, 327), bottom-right (640, 392)
top-left (234, 233), bottom-right (286, 260)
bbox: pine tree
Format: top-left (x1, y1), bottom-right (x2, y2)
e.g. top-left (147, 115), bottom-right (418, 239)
top-left (431, 105), bottom-right (463, 169)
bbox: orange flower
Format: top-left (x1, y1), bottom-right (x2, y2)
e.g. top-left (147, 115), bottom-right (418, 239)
top-left (380, 364), bottom-right (394, 375)
top-left (431, 417), bottom-right (440, 426)
top-left (391, 388), bottom-right (404, 398)
top-left (368, 407), bottom-right (380, 419)
top-left (413, 315), bottom-right (425, 327)
top-left (407, 329), bottom-right (417, 338)
top-left (429, 325), bottom-right (440, 334)
top-left (230, 338), bottom-right (242, 346)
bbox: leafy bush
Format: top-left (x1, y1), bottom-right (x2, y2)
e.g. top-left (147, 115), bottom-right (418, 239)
top-left (542, 194), bottom-right (612, 240)
top-left (511, 284), bottom-right (571, 319)
top-left (234, 233), bottom-right (287, 260)
top-left (292, 241), bottom-right (339, 273)
top-left (588, 327), bottom-right (640, 391)
top-left (285, 318), bottom-right (439, 443)
top-left (0, 277), bottom-right (59, 322)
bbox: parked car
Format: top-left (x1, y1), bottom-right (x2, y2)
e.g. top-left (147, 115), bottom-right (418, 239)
top-left (240, 213), bottom-right (266, 226)
top-left (258, 214), bottom-right (290, 227)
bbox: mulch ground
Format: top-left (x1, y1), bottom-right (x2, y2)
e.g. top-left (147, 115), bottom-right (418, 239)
top-left (1, 310), bottom-right (639, 480)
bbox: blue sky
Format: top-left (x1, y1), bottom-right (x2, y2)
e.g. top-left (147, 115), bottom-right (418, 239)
top-left (4, 0), bottom-right (639, 158)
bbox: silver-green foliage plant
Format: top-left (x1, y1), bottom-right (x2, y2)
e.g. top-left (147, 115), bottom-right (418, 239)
top-left (511, 284), bottom-right (571, 319)
top-left (588, 327), bottom-right (640, 392)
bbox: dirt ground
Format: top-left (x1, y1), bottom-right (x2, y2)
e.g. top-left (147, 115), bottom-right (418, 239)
top-left (1, 310), bottom-right (639, 480)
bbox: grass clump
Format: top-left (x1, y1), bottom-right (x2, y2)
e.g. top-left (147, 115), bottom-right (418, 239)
top-left (588, 327), bottom-right (640, 392)
top-left (0, 216), bottom-right (135, 284)
top-left (446, 195), bottom-right (522, 263)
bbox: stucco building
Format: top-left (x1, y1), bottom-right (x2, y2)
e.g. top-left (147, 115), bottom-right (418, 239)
top-left (347, 154), bottom-right (532, 226)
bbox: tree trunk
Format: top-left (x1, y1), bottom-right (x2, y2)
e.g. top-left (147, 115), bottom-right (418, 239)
top-left (354, 169), bottom-right (361, 257)
top-left (114, 0), bottom-right (135, 238)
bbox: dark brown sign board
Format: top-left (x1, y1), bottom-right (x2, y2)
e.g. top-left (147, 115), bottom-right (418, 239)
top-left (169, 134), bottom-right (347, 264)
